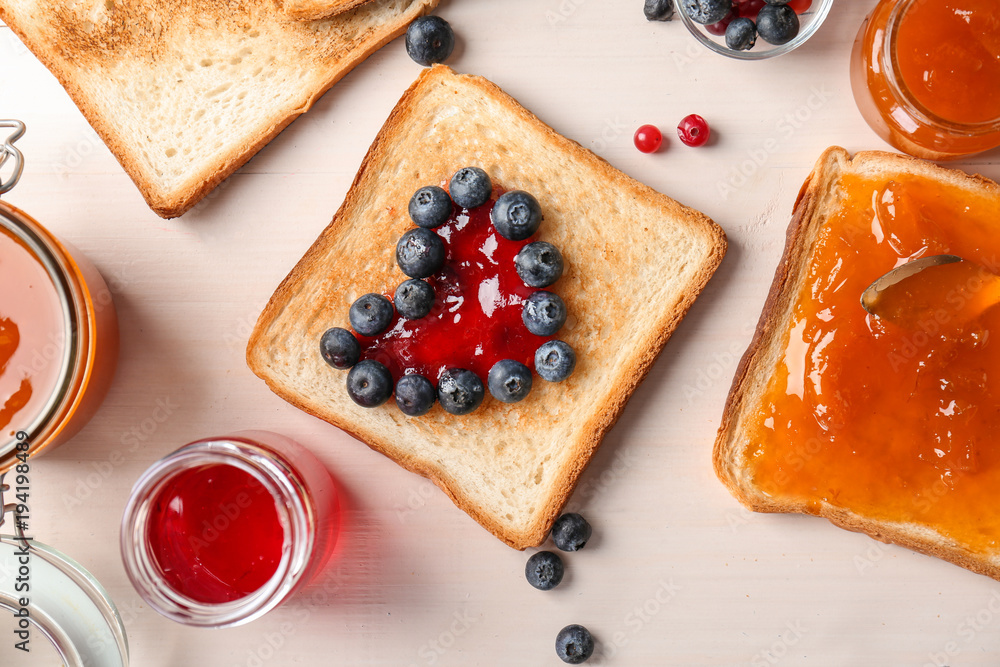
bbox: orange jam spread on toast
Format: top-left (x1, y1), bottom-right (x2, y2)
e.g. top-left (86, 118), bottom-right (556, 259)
top-left (746, 171), bottom-right (1000, 551)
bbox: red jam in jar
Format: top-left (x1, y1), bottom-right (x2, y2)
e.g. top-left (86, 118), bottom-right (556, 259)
top-left (359, 195), bottom-right (552, 382)
top-left (121, 431), bottom-right (339, 627)
top-left (851, 0), bottom-right (1000, 160)
top-left (145, 463), bottom-right (285, 604)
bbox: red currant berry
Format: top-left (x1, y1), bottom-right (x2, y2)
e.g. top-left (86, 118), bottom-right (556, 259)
top-left (734, 0), bottom-right (764, 20)
top-left (705, 7), bottom-right (738, 36)
top-left (677, 114), bottom-right (710, 147)
top-left (787, 0), bottom-right (812, 12)
top-left (633, 124), bottom-right (663, 154)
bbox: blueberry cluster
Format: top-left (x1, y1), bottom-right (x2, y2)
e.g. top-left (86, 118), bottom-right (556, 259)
top-left (523, 513), bottom-right (596, 663)
top-left (319, 167), bottom-right (577, 416)
top-left (681, 0), bottom-right (800, 51)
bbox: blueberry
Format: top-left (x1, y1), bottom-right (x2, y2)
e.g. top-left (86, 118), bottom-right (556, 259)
top-left (525, 551), bottom-right (564, 591)
top-left (394, 279), bottom-right (436, 320)
top-left (555, 625), bottom-right (594, 664)
top-left (395, 374), bottom-right (436, 416)
top-left (396, 228), bottom-right (446, 279)
top-left (404, 15), bottom-right (455, 66)
top-left (515, 241), bottom-right (563, 288)
top-left (725, 16), bottom-right (757, 50)
top-left (756, 4), bottom-right (799, 45)
top-left (408, 185), bottom-right (453, 229)
top-left (522, 291), bottom-right (567, 337)
top-left (491, 190), bottom-right (543, 241)
top-left (346, 359), bottom-right (393, 407)
top-left (535, 341), bottom-right (576, 382)
top-left (644, 0), bottom-right (674, 21)
top-left (319, 327), bottom-right (360, 370)
top-left (449, 167), bottom-right (492, 209)
top-left (762, 0), bottom-right (791, 3)
top-left (551, 513), bottom-right (592, 552)
top-left (487, 359), bottom-right (532, 404)
top-left (349, 293), bottom-right (394, 337)
top-left (680, 0), bottom-right (732, 24)
top-left (437, 368), bottom-right (485, 415)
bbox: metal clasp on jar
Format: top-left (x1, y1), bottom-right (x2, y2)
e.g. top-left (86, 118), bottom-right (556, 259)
top-left (0, 119), bottom-right (26, 195)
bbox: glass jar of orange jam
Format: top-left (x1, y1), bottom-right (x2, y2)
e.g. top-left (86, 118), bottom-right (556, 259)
top-left (0, 121), bottom-right (119, 471)
top-left (851, 0), bottom-right (1000, 160)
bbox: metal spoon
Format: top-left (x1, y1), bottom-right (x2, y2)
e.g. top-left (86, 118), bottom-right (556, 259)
top-left (860, 254), bottom-right (965, 315)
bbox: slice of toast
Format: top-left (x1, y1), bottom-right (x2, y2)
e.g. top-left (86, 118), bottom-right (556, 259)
top-left (247, 66), bottom-right (727, 549)
top-left (276, 0), bottom-right (371, 21)
top-left (0, 0), bottom-right (436, 218)
top-left (715, 147), bottom-right (1000, 580)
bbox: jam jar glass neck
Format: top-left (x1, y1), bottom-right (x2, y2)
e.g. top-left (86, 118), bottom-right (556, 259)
top-left (881, 0), bottom-right (1000, 139)
top-left (0, 206), bottom-right (78, 466)
top-left (120, 438), bottom-right (314, 628)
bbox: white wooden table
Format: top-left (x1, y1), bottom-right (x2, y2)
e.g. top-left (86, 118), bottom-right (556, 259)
top-left (3, 0), bottom-right (1000, 664)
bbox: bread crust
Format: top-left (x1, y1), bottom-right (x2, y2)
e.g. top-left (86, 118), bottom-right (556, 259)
top-left (276, 0), bottom-right (372, 21)
top-left (714, 146), bottom-right (1000, 578)
top-left (248, 66), bottom-right (727, 549)
top-left (0, 0), bottom-right (438, 218)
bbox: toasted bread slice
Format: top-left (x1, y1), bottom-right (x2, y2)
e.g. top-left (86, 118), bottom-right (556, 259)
top-left (277, 0), bottom-right (371, 21)
top-left (716, 147), bottom-right (1000, 579)
top-left (0, 0), bottom-right (436, 218)
top-left (247, 66), bottom-right (727, 549)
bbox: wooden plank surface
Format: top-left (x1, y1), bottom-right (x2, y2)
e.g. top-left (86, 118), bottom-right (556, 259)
top-left (2, 0), bottom-right (1000, 664)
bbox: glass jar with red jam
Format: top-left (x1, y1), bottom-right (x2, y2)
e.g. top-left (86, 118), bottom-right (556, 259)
top-left (851, 0), bottom-right (1000, 160)
top-left (120, 431), bottom-right (340, 627)
top-left (0, 120), bottom-right (119, 471)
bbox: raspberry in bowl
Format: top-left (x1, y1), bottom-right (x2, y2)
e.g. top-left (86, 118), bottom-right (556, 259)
top-left (678, 0), bottom-right (833, 60)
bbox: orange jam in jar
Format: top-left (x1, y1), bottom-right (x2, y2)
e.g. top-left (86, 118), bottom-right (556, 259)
top-left (851, 0), bottom-right (1000, 160)
top-left (745, 170), bottom-right (1000, 552)
top-left (0, 200), bottom-right (119, 471)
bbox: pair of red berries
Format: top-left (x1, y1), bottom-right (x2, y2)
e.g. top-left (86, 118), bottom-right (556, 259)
top-left (634, 114), bottom-right (710, 153)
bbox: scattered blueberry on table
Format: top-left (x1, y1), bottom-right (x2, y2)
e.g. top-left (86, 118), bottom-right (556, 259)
top-left (525, 551), bottom-right (565, 591)
top-left (555, 624), bottom-right (595, 664)
top-left (405, 15), bottom-right (455, 66)
top-left (552, 513), bottom-right (593, 552)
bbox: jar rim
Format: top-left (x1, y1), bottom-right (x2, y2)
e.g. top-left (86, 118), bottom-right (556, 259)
top-left (882, 0), bottom-right (1000, 135)
top-left (119, 437), bottom-right (315, 627)
top-left (0, 203), bottom-right (80, 467)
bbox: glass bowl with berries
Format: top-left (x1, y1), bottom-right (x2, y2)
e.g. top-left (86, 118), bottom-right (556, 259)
top-left (677, 0), bottom-right (833, 60)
